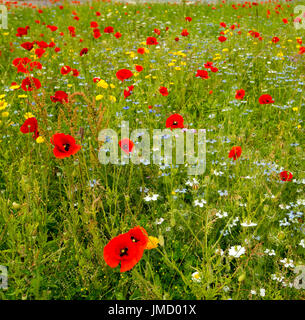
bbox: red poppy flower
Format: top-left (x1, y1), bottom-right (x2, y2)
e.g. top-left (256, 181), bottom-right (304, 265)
top-left (103, 230), bottom-right (146, 273)
top-left (220, 22), bottom-right (227, 28)
top-left (228, 146), bottom-right (242, 160)
top-left (298, 47), bottom-right (305, 55)
top-left (272, 36), bottom-right (280, 43)
top-left (146, 36), bottom-right (158, 45)
top-left (282, 18), bottom-right (288, 24)
top-left (35, 48), bottom-right (45, 58)
top-left (159, 86), bottom-right (169, 96)
top-left (50, 133), bottom-right (81, 159)
top-left (175, 37), bottom-right (179, 42)
top-left (154, 28), bottom-right (161, 35)
top-left (114, 32), bottom-right (122, 39)
top-left (72, 69), bottom-right (80, 77)
top-left (90, 21), bottom-right (98, 28)
top-left (116, 69), bottom-right (133, 82)
top-left (210, 67), bottom-right (218, 73)
top-left (181, 29), bottom-right (189, 37)
top-left (21, 77), bottom-right (41, 91)
top-left (235, 89), bottom-right (245, 100)
top-left (135, 65), bottom-right (143, 72)
top-left (137, 47), bottom-right (145, 54)
top-left (93, 29), bottom-right (101, 39)
top-left (20, 117), bottom-right (39, 139)
top-left (36, 40), bottom-right (49, 49)
top-left (124, 89), bottom-right (131, 99)
top-left (185, 16), bottom-right (192, 22)
top-left (104, 26), bottom-right (114, 33)
top-left (204, 61), bottom-right (213, 69)
top-left (259, 94), bottom-right (274, 104)
top-left (119, 138), bottom-right (134, 154)
top-left (80, 48), bottom-right (88, 56)
top-left (29, 61), bottom-right (42, 71)
top-left (47, 25), bottom-right (58, 32)
top-left (16, 26), bottom-right (29, 37)
top-left (50, 91), bottom-right (69, 104)
top-left (166, 114), bottom-right (184, 129)
top-left (21, 42), bottom-right (34, 51)
top-left (61, 65), bottom-right (71, 75)
top-left (280, 171), bottom-right (293, 182)
top-left (127, 226), bottom-right (149, 250)
top-left (218, 36), bottom-right (227, 42)
top-left (196, 69), bottom-right (209, 79)
top-left (49, 41), bottom-right (56, 48)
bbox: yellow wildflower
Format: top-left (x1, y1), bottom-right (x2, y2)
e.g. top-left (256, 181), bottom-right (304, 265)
top-left (146, 236), bottom-right (159, 250)
top-left (36, 136), bottom-right (45, 143)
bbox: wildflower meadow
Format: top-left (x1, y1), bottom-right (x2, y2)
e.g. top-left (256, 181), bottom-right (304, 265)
top-left (0, 0), bottom-right (304, 301)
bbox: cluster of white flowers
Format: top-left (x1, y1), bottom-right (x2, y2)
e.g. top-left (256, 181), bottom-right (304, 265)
top-left (185, 178), bottom-right (199, 187)
top-left (241, 221), bottom-right (257, 227)
top-left (144, 194), bottom-right (159, 202)
top-left (216, 210), bottom-right (228, 219)
top-left (279, 258), bottom-right (295, 268)
top-left (264, 248), bottom-right (276, 256)
top-left (228, 245), bottom-right (246, 258)
top-left (194, 199), bottom-right (207, 207)
top-left (251, 288), bottom-right (266, 297)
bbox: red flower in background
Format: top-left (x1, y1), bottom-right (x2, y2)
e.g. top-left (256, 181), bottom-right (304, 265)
top-left (137, 47), bottom-right (145, 54)
top-left (146, 36), bottom-right (158, 45)
top-left (282, 18), bottom-right (288, 24)
top-left (228, 146), bottom-right (242, 160)
top-left (280, 171), bottom-right (293, 181)
top-left (35, 48), bottom-right (45, 58)
top-left (218, 36), bottom-right (227, 42)
top-left (119, 138), bottom-right (134, 154)
top-left (21, 77), bottom-right (41, 91)
top-left (116, 69), bottom-right (133, 82)
top-left (166, 114), bottom-right (184, 129)
top-left (159, 86), bottom-right (168, 96)
top-left (181, 29), bottom-right (189, 36)
top-left (50, 91), bottom-right (69, 104)
top-left (90, 21), bottom-right (98, 28)
top-left (204, 61), bottom-right (213, 69)
top-left (114, 32), bottom-right (122, 39)
top-left (104, 26), bottom-right (114, 33)
top-left (51, 133), bottom-right (81, 159)
top-left (135, 65), bottom-right (143, 72)
top-left (235, 89), bottom-right (245, 100)
top-left (72, 69), bottom-right (80, 77)
top-left (47, 25), bottom-right (58, 32)
top-left (20, 117), bottom-right (39, 139)
top-left (21, 42), bottom-right (34, 51)
top-left (16, 26), bottom-right (29, 37)
top-left (61, 66), bottom-right (71, 75)
top-left (80, 48), bottom-right (88, 56)
top-left (298, 47), bottom-right (305, 54)
top-left (185, 17), bottom-right (192, 22)
top-left (103, 226), bottom-right (148, 273)
top-left (196, 69), bottom-right (209, 79)
top-left (272, 36), bottom-right (280, 43)
top-left (259, 94), bottom-right (274, 104)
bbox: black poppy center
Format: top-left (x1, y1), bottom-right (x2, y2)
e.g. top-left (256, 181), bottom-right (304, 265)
top-left (131, 236), bottom-right (139, 243)
top-left (173, 121), bottom-right (178, 126)
top-left (123, 143), bottom-right (128, 150)
top-left (63, 143), bottom-right (70, 151)
top-left (120, 247), bottom-right (128, 257)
